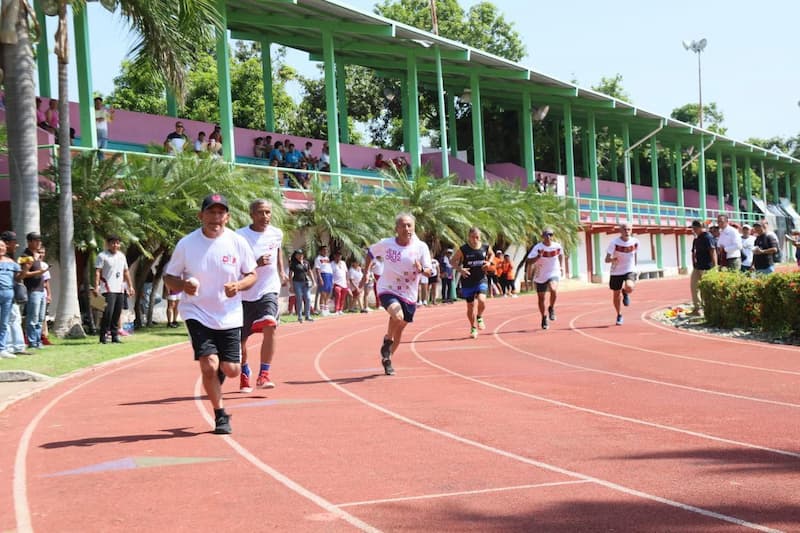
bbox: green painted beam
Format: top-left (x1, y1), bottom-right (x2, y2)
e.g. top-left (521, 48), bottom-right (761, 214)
top-left (434, 46), bottom-right (449, 178)
top-left (521, 91), bottom-right (534, 186)
top-left (715, 149), bottom-right (724, 213)
top-left (745, 157), bottom-right (753, 221)
top-left (698, 136), bottom-right (707, 219)
top-left (731, 155), bottom-right (740, 220)
top-left (621, 122), bottom-right (632, 219)
top-left (675, 142), bottom-right (687, 272)
top-left (338, 41), bottom-right (469, 60)
top-left (322, 30), bottom-right (342, 185)
top-left (406, 53), bottom-right (421, 172)
top-left (447, 89), bottom-right (458, 159)
top-left (336, 61), bottom-right (349, 144)
top-left (588, 111), bottom-right (603, 282)
top-left (261, 40), bottom-right (275, 132)
top-left (216, 0), bottom-right (235, 163)
top-left (470, 72), bottom-right (485, 185)
top-left (73, 6), bottom-right (96, 149)
top-left (33, 0), bottom-right (51, 98)
top-left (166, 91), bottom-right (178, 117)
top-left (227, 12), bottom-right (395, 36)
top-left (650, 139), bottom-right (663, 270)
top-left (562, 102), bottom-right (579, 278)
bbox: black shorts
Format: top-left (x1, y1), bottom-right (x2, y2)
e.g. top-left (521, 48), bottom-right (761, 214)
top-left (186, 319), bottom-right (241, 362)
top-left (535, 276), bottom-right (559, 293)
top-left (379, 293), bottom-right (416, 323)
top-left (609, 272), bottom-right (637, 291)
top-left (242, 293), bottom-right (279, 339)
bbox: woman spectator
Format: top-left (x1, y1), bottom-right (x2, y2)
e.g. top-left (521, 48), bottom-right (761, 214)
top-left (45, 99), bottom-right (60, 134)
top-left (331, 251), bottom-right (349, 315)
top-left (0, 239), bottom-right (22, 358)
top-left (208, 125), bottom-right (223, 155)
top-left (427, 258), bottom-right (440, 305)
top-left (347, 259), bottom-right (366, 313)
top-left (289, 249), bottom-right (313, 322)
top-left (369, 255), bottom-right (384, 309)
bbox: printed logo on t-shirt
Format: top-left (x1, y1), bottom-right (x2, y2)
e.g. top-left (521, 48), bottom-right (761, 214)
top-left (221, 255), bottom-right (238, 265)
top-left (385, 249), bottom-right (402, 263)
top-left (540, 249), bottom-right (561, 258)
top-left (614, 244), bottom-right (637, 254)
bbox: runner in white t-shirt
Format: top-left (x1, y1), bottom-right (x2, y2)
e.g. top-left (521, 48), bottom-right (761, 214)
top-left (361, 213), bottom-right (432, 375)
top-left (526, 229), bottom-right (564, 330)
top-left (236, 199), bottom-right (287, 392)
top-left (164, 194), bottom-right (257, 435)
top-left (604, 223), bottom-right (639, 326)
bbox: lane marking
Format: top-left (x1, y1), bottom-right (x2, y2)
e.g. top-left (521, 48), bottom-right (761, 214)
top-left (569, 309), bottom-right (800, 377)
top-left (313, 326), bottom-right (782, 532)
top-left (336, 480), bottom-right (592, 507)
top-left (195, 327), bottom-right (385, 533)
top-left (487, 317), bottom-right (800, 410)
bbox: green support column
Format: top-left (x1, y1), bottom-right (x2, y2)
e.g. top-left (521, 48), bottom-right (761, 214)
top-left (33, 0), bottom-right (51, 97)
top-left (73, 6), bottom-right (96, 148)
top-left (562, 101), bottom-right (579, 278)
top-left (582, 130), bottom-right (590, 178)
top-left (260, 39), bottom-right (275, 132)
top-left (651, 140), bottom-right (663, 270)
top-left (434, 46), bottom-right (449, 178)
top-left (771, 169), bottom-right (780, 202)
top-left (621, 122), bottom-right (632, 220)
top-left (166, 92), bottom-right (178, 118)
top-left (521, 91), bottom-right (534, 186)
top-left (785, 172), bottom-right (791, 201)
top-left (406, 53), bottom-right (421, 172)
top-left (744, 157), bottom-right (753, 221)
top-left (447, 90), bottom-right (458, 159)
top-left (469, 72), bottom-right (485, 185)
top-left (633, 147), bottom-right (641, 185)
top-left (322, 30), bottom-right (341, 185)
top-left (610, 132), bottom-right (618, 182)
top-left (400, 77), bottom-right (408, 151)
top-left (760, 161), bottom-right (768, 204)
top-left (554, 120), bottom-right (562, 175)
top-left (795, 172), bottom-right (800, 210)
top-left (215, 0), bottom-right (235, 163)
top-left (336, 61), bottom-right (349, 145)
top-left (675, 142), bottom-right (687, 273)
top-left (588, 112), bottom-right (602, 282)
top-left (698, 135), bottom-right (707, 220)
top-left (715, 149), bottom-right (724, 214)
top-left (730, 155), bottom-right (740, 220)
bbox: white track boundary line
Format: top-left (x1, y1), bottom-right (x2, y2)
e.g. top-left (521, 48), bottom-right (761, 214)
top-left (313, 326), bottom-right (782, 533)
top-left (336, 480), bottom-right (591, 508)
top-left (569, 308), bottom-right (800, 377)
top-left (489, 317), bottom-right (800, 410)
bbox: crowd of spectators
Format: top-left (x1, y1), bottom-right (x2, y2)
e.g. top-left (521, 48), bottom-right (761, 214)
top-left (164, 121), bottom-right (223, 157)
top-left (251, 136), bottom-right (331, 188)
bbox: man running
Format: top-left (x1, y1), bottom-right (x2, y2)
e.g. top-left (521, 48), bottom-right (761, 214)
top-left (605, 223), bottom-right (639, 326)
top-left (450, 227), bottom-right (493, 339)
top-left (526, 228), bottom-right (563, 330)
top-left (164, 194), bottom-right (257, 434)
top-left (236, 199), bottom-right (287, 392)
top-left (361, 213), bottom-right (432, 376)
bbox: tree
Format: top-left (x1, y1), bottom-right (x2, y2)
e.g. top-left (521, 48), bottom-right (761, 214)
top-left (591, 74), bottom-right (632, 103)
top-left (106, 60), bottom-right (167, 115)
top-left (671, 102), bottom-right (727, 134)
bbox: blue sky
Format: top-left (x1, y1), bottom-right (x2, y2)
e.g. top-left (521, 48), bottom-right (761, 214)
top-left (41, 0), bottom-right (799, 142)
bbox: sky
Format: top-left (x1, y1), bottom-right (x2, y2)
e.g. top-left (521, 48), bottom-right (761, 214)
top-left (40, 0), bottom-right (800, 142)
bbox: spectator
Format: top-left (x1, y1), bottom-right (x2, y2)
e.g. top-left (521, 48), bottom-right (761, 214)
top-left (166, 287), bottom-right (182, 328)
top-left (314, 245), bottom-right (333, 316)
top-left (268, 141), bottom-right (284, 165)
top-left (440, 249), bottom-right (454, 303)
top-left (347, 259), bottom-right (366, 313)
top-left (751, 222), bottom-right (779, 275)
top-left (375, 153), bottom-right (390, 170)
top-left (690, 220), bottom-right (717, 314)
top-left (94, 96), bottom-right (114, 158)
top-left (93, 235), bottom-right (135, 343)
top-left (45, 99), bottom-right (60, 135)
top-left (319, 142), bottom-right (330, 172)
top-left (36, 97), bottom-right (52, 133)
top-left (164, 121), bottom-right (189, 154)
top-left (263, 135), bottom-right (274, 155)
top-left (1, 231), bottom-right (28, 356)
top-left (302, 141), bottom-right (319, 169)
top-left (427, 258), bottom-right (440, 305)
top-left (289, 249), bottom-right (313, 323)
top-left (331, 251), bottom-right (349, 315)
top-left (786, 230), bottom-right (800, 267)
top-left (208, 125), bottom-right (223, 155)
top-left (38, 246), bottom-right (53, 345)
top-left (0, 238), bottom-right (22, 359)
top-left (501, 253), bottom-right (517, 297)
top-left (253, 137), bottom-right (266, 158)
top-left (369, 254), bottom-right (384, 309)
top-left (19, 232), bottom-right (48, 349)
top-left (194, 132), bottom-right (208, 154)
top-left (740, 224), bottom-right (755, 273)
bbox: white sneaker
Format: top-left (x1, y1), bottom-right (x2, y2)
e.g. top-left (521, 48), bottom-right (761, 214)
top-left (0, 350), bottom-right (17, 359)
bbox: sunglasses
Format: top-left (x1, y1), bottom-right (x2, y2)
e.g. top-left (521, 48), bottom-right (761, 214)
top-left (543, 232), bottom-right (554, 237)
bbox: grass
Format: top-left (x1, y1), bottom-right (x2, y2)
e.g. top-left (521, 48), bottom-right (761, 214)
top-left (0, 325), bottom-right (189, 378)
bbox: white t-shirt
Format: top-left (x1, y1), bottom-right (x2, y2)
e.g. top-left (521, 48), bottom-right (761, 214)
top-left (95, 250), bottom-right (129, 294)
top-left (41, 261), bottom-right (51, 282)
top-left (165, 227), bottom-right (257, 330)
top-left (236, 225), bottom-right (283, 300)
top-left (332, 259), bottom-right (348, 288)
top-left (527, 242), bottom-right (563, 283)
top-left (95, 108), bottom-right (110, 134)
top-left (741, 235), bottom-right (756, 267)
top-left (314, 254), bottom-right (333, 274)
top-left (369, 235), bottom-right (432, 304)
top-left (348, 266), bottom-right (363, 287)
top-left (607, 236), bottom-right (639, 275)
top-left (717, 225), bottom-right (742, 259)
top-left (429, 259), bottom-right (439, 278)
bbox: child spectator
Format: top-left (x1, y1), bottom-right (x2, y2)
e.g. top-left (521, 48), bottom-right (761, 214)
top-left (253, 137), bottom-right (266, 158)
top-left (331, 251), bottom-right (349, 315)
top-left (208, 125), bottom-right (223, 155)
top-left (194, 132), bottom-right (208, 154)
top-left (347, 259), bottom-right (365, 313)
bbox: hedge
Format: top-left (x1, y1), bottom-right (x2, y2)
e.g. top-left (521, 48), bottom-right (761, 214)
top-left (698, 270), bottom-right (800, 335)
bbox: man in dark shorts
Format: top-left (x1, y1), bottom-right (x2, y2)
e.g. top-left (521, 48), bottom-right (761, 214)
top-left (605, 223), bottom-right (639, 326)
top-left (450, 227), bottom-right (494, 339)
top-left (164, 194), bottom-right (257, 434)
top-left (361, 213), bottom-right (432, 375)
top-left (690, 220), bottom-right (717, 314)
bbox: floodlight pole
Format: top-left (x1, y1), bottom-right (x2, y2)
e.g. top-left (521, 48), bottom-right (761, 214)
top-left (696, 48), bottom-right (703, 129)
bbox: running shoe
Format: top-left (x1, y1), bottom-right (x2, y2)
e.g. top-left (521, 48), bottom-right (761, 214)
top-left (381, 357), bottom-right (395, 376)
top-left (0, 351), bottom-right (16, 359)
top-left (541, 316), bottom-right (549, 330)
top-left (622, 292), bottom-right (630, 307)
top-left (548, 306), bottom-right (556, 321)
top-left (380, 338), bottom-right (393, 359)
top-left (251, 314), bottom-right (278, 333)
top-left (256, 370), bottom-right (275, 389)
top-left (470, 327), bottom-right (478, 339)
top-left (239, 372), bottom-right (253, 393)
top-left (217, 367), bottom-right (226, 385)
top-left (476, 317), bottom-right (486, 330)
top-left (616, 314), bottom-right (624, 326)
top-left (214, 413), bottom-right (232, 435)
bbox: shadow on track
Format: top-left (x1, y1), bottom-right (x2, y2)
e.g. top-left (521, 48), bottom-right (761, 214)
top-left (41, 427), bottom-right (201, 448)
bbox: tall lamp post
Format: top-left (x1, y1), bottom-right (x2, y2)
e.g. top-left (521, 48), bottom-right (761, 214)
top-left (682, 38), bottom-right (707, 128)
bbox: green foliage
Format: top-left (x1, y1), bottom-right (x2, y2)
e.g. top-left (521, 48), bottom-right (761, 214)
top-left (671, 102), bottom-right (727, 134)
top-left (591, 74), bottom-right (632, 103)
top-left (699, 270), bottom-right (800, 336)
top-left (106, 60), bottom-right (167, 115)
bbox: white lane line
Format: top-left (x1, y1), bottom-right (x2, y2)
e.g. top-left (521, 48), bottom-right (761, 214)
top-left (488, 316), bottom-right (800, 410)
top-left (336, 480), bottom-right (592, 508)
top-left (14, 345), bottom-right (184, 533)
top-left (569, 309), bottom-right (800, 377)
top-left (313, 327), bottom-right (782, 533)
top-left (192, 381), bottom-right (380, 532)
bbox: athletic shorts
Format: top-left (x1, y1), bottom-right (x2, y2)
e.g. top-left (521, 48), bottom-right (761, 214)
top-left (167, 290), bottom-right (182, 302)
top-left (535, 276), bottom-right (560, 293)
top-left (320, 272), bottom-right (333, 294)
top-left (609, 272), bottom-right (637, 291)
top-left (379, 293), bottom-right (416, 323)
top-left (242, 293), bottom-right (279, 339)
top-left (186, 319), bottom-right (241, 362)
top-left (428, 276), bottom-right (438, 284)
top-left (460, 283), bottom-right (488, 303)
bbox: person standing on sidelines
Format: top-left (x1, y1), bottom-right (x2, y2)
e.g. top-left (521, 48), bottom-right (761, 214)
top-left (716, 214), bottom-right (742, 271)
top-left (236, 199), bottom-right (287, 392)
top-left (440, 249), bottom-right (454, 303)
top-left (314, 245), bottom-right (333, 316)
top-left (1, 231), bottom-right (28, 356)
top-left (605, 223), bottom-right (639, 326)
top-left (164, 194), bottom-right (257, 435)
top-left (0, 238), bottom-right (22, 359)
top-left (93, 235), bottom-right (134, 344)
top-left (689, 220), bottom-right (717, 315)
top-left (526, 229), bottom-right (564, 330)
top-left (361, 213), bottom-right (432, 376)
top-left (451, 227), bottom-right (494, 339)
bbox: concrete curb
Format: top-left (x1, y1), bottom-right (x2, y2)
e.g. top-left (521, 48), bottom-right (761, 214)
top-left (0, 370), bottom-right (51, 382)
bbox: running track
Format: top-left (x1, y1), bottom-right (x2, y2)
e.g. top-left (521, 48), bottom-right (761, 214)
top-left (1, 278), bottom-right (799, 532)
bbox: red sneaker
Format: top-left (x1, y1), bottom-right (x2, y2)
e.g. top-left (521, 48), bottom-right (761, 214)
top-left (251, 315), bottom-right (278, 334)
top-left (239, 372), bottom-right (253, 393)
top-left (41, 336), bottom-right (53, 346)
top-left (256, 370), bottom-right (275, 389)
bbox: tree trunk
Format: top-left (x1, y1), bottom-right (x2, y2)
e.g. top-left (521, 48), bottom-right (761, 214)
top-left (52, 6), bottom-right (84, 338)
top-left (2, 5), bottom-right (39, 242)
